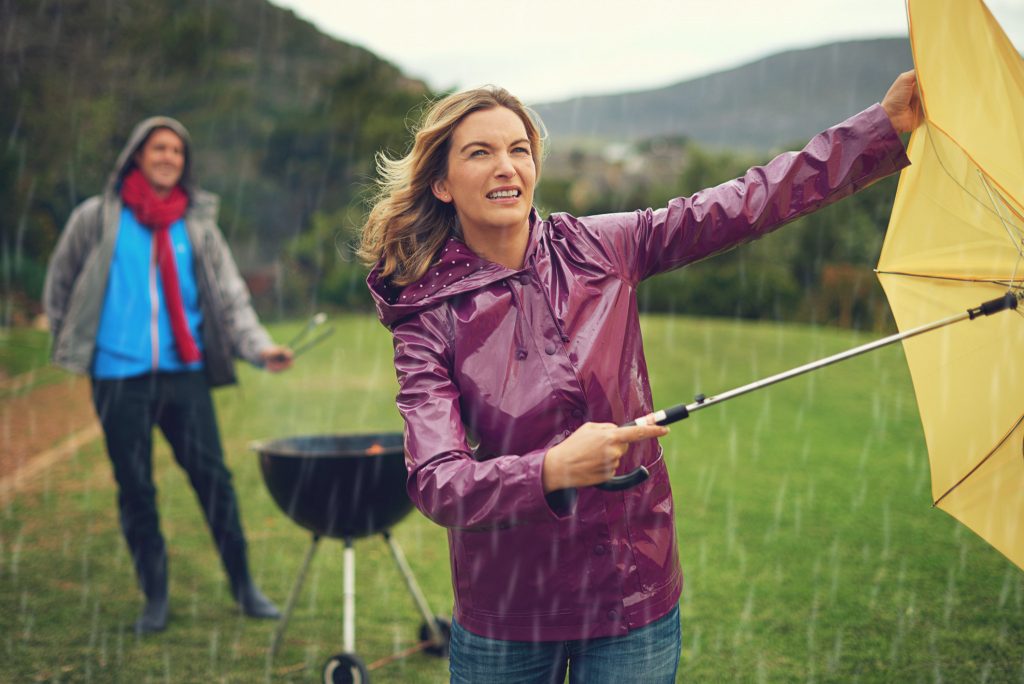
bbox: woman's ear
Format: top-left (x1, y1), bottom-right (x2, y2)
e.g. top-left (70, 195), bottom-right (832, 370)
top-left (431, 179), bottom-right (452, 203)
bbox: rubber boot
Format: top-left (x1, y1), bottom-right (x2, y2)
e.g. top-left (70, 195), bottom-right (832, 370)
top-left (222, 537), bottom-right (280, 619)
top-left (234, 582), bottom-right (281, 619)
top-left (135, 551), bottom-right (168, 634)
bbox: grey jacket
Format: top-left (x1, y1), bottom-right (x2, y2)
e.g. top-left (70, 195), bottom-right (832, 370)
top-left (43, 116), bottom-right (272, 387)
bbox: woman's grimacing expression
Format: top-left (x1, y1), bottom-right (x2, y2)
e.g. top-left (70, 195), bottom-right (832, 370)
top-left (431, 106), bottom-right (538, 241)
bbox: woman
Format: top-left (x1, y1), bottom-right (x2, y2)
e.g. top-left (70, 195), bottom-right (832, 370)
top-left (362, 75), bottom-right (919, 682)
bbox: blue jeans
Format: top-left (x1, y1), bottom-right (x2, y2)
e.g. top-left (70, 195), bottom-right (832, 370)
top-left (449, 604), bottom-right (681, 684)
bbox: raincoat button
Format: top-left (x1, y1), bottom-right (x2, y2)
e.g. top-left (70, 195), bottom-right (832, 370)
top-left (545, 344), bottom-right (556, 355)
top-left (561, 335), bottom-right (570, 343)
top-left (607, 610), bottom-right (618, 621)
top-left (515, 349), bottom-right (528, 360)
top-left (594, 544), bottom-right (605, 555)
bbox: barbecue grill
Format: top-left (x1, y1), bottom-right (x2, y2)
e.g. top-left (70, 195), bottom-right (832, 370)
top-left (252, 432), bottom-right (449, 684)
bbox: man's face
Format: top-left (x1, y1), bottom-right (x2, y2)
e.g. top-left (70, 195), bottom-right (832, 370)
top-left (133, 128), bottom-right (185, 196)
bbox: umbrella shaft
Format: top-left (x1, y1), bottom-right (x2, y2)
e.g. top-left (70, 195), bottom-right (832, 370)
top-left (681, 309), bottom-right (972, 418)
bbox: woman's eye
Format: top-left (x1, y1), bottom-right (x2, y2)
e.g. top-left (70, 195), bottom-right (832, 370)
top-left (469, 149), bottom-right (488, 158)
top-left (512, 146), bottom-right (531, 155)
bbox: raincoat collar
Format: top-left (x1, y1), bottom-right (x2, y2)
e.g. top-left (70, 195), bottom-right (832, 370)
top-left (368, 209), bottom-right (542, 328)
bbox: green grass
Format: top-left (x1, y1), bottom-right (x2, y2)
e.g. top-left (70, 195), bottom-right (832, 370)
top-left (0, 327), bottom-right (65, 397)
top-left (2, 313), bottom-right (1022, 682)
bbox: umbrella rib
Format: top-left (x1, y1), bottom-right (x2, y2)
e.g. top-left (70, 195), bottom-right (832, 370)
top-left (933, 412), bottom-right (1024, 509)
top-left (922, 119), bottom-right (1024, 227)
top-left (874, 270), bottom-right (1020, 287)
top-left (915, 121), bottom-right (1024, 287)
top-left (978, 171), bottom-right (1024, 288)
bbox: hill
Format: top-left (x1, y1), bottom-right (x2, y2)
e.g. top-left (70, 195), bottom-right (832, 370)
top-left (532, 38), bottom-right (912, 151)
top-left (0, 0), bottom-right (427, 321)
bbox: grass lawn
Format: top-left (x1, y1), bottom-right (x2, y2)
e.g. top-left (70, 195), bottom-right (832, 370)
top-left (0, 327), bottom-right (64, 399)
top-left (1, 313), bottom-right (1021, 682)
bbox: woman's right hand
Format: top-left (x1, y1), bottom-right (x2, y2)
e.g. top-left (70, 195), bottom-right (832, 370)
top-left (542, 422), bottom-right (669, 492)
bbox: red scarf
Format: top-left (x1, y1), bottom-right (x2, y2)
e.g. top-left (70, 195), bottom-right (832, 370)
top-left (120, 168), bottom-right (202, 364)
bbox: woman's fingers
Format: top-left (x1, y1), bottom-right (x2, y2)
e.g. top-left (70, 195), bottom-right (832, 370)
top-left (612, 424), bottom-right (670, 445)
top-left (542, 421), bottom-right (669, 491)
top-left (881, 69), bottom-right (923, 133)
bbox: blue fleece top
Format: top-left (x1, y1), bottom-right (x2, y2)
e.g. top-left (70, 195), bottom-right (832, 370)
top-left (92, 207), bottom-right (204, 378)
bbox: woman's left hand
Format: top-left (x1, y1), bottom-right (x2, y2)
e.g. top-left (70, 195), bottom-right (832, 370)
top-left (881, 69), bottom-right (923, 134)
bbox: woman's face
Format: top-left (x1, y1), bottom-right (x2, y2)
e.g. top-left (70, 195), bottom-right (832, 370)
top-left (432, 106), bottom-right (537, 241)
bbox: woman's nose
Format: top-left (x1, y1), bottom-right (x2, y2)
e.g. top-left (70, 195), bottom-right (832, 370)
top-left (494, 153), bottom-right (517, 177)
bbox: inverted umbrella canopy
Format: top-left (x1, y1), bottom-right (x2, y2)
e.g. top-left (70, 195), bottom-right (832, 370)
top-left (878, 0), bottom-right (1024, 569)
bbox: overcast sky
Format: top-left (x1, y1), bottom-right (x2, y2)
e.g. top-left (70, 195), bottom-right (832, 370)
top-left (269, 0), bottom-right (1024, 103)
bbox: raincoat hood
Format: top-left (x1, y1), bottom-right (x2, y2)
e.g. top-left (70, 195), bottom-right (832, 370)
top-left (106, 116), bottom-right (196, 199)
top-left (367, 211), bottom-right (542, 329)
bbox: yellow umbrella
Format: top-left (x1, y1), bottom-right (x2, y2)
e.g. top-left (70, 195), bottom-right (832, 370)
top-left (604, 2), bottom-right (1024, 567)
top-left (878, 0), bottom-right (1024, 569)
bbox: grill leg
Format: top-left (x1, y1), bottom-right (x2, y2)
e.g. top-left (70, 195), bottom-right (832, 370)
top-left (383, 530), bottom-right (443, 645)
top-left (269, 534), bottom-right (321, 659)
top-left (343, 537), bottom-right (356, 654)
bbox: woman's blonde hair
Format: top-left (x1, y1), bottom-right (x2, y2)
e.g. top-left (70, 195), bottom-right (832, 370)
top-left (358, 86), bottom-right (544, 286)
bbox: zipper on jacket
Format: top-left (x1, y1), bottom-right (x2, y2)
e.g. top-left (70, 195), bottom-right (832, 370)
top-left (150, 238), bottom-right (160, 369)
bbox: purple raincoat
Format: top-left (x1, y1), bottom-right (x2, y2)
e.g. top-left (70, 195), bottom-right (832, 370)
top-left (368, 104), bottom-right (909, 641)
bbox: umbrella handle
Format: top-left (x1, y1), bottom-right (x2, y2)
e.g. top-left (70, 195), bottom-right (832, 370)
top-left (595, 403), bottom-right (691, 491)
top-left (968, 292), bottom-right (1018, 319)
top-left (594, 464), bottom-right (652, 491)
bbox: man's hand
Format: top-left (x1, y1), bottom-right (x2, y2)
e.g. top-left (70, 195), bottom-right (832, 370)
top-left (881, 69), bottom-right (923, 134)
top-left (260, 345), bottom-right (293, 373)
top-left (542, 421), bottom-right (669, 492)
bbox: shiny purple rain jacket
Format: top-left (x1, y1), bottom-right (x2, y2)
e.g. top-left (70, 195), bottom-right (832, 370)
top-left (368, 104), bottom-right (909, 641)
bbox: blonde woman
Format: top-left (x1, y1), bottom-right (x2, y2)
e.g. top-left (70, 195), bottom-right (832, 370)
top-left (362, 76), bottom-right (919, 683)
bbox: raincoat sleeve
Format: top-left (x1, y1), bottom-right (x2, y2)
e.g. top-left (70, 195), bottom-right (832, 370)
top-left (392, 307), bottom-right (576, 530)
top-left (43, 196), bottom-right (103, 341)
top-left (574, 104), bottom-right (910, 282)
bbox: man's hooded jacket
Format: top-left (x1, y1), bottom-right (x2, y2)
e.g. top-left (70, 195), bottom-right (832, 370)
top-left (44, 116), bottom-right (271, 386)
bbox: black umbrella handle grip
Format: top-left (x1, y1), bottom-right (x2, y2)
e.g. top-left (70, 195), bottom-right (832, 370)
top-left (968, 292), bottom-right (1018, 319)
top-left (594, 404), bottom-right (690, 491)
top-left (595, 465), bottom-right (651, 491)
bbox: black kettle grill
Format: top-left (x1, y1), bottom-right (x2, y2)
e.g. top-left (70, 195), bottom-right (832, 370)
top-left (253, 432), bottom-right (449, 684)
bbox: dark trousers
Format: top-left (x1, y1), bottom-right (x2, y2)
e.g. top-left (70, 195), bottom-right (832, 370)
top-left (91, 371), bottom-right (251, 600)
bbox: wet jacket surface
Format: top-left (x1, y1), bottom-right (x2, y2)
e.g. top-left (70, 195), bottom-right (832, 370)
top-left (43, 117), bottom-right (272, 387)
top-left (368, 104), bottom-right (909, 641)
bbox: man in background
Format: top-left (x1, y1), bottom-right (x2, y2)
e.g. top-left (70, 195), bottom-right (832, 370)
top-left (44, 116), bottom-right (290, 634)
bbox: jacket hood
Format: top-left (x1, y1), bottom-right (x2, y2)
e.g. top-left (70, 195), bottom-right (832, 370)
top-left (105, 116), bottom-right (195, 198)
top-left (368, 211), bottom-right (542, 328)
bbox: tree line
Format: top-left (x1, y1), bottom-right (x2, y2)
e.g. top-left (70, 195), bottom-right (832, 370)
top-left (2, 0), bottom-right (898, 332)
